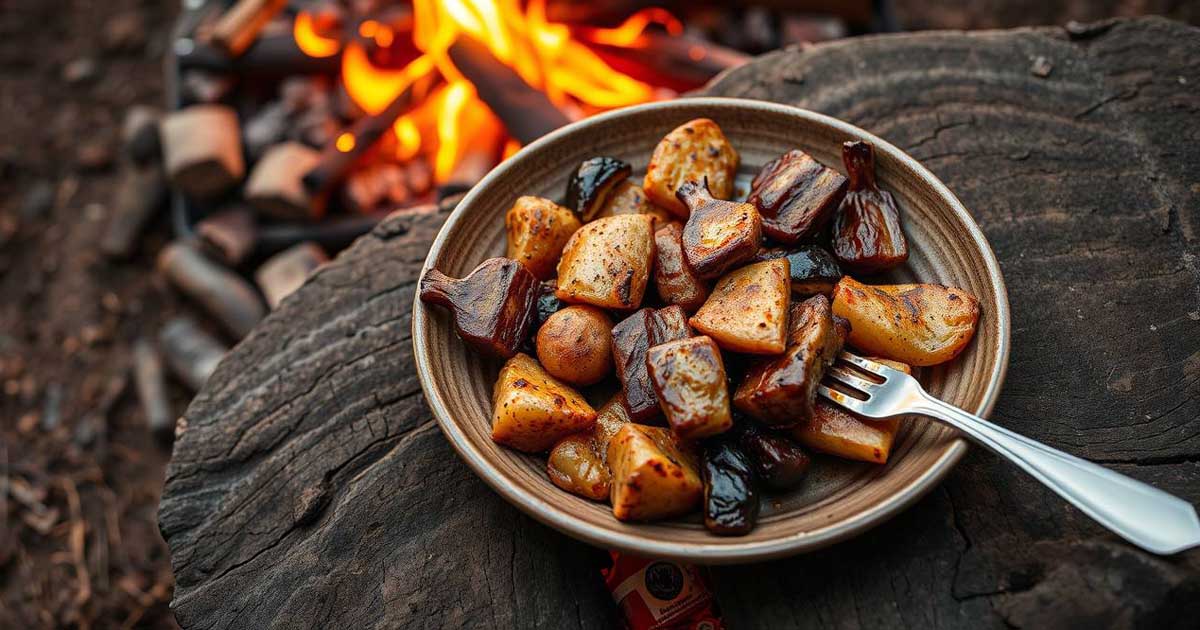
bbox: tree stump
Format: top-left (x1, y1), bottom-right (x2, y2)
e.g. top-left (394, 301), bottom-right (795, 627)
top-left (161, 17), bottom-right (1200, 629)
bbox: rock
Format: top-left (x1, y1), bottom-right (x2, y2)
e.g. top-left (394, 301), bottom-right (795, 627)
top-left (62, 57), bottom-right (99, 84)
top-left (19, 181), bottom-right (55, 220)
top-left (103, 11), bottom-right (147, 53)
top-left (122, 105), bottom-right (162, 165)
top-left (1030, 55), bottom-right (1053, 78)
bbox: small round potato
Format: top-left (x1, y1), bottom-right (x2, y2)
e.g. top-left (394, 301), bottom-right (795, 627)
top-left (536, 306), bottom-right (614, 386)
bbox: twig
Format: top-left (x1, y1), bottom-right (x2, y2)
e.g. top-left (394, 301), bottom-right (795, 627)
top-left (60, 478), bottom-right (92, 608)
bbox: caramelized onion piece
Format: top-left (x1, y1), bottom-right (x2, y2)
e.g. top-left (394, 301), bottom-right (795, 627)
top-left (611, 306), bottom-right (693, 423)
top-left (678, 179), bottom-right (762, 280)
top-left (748, 149), bottom-right (847, 244)
top-left (547, 433), bottom-right (611, 501)
top-left (831, 141), bottom-right (908, 273)
top-left (737, 423), bottom-right (811, 490)
top-left (566, 156), bottom-right (632, 221)
top-left (702, 440), bottom-right (759, 536)
top-left (419, 257), bottom-right (539, 359)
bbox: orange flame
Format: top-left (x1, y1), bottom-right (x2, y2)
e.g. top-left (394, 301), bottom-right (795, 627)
top-left (585, 8), bottom-right (683, 47)
top-left (293, 11), bottom-right (340, 58)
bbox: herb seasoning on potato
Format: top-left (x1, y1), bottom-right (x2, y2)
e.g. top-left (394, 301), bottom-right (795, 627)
top-left (556, 214), bottom-right (656, 311)
top-left (505, 196), bottom-right (582, 280)
top-left (643, 118), bottom-right (739, 218)
top-left (690, 258), bottom-right (791, 355)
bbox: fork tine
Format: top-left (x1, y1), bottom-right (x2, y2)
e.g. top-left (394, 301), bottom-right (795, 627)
top-left (817, 385), bottom-right (867, 413)
top-left (825, 365), bottom-right (879, 395)
top-left (839, 351), bottom-right (903, 378)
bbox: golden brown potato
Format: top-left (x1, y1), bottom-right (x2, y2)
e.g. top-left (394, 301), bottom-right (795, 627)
top-left (831, 276), bottom-right (980, 366)
top-left (608, 424), bottom-right (703, 521)
top-left (643, 118), bottom-right (739, 218)
top-left (504, 196), bottom-right (582, 280)
top-left (733, 295), bottom-right (842, 427)
top-left (690, 259), bottom-right (790, 355)
top-left (547, 433), bottom-right (611, 501)
top-left (653, 222), bottom-right (709, 312)
top-left (491, 353), bottom-right (596, 453)
top-left (556, 214), bottom-right (656, 311)
top-left (591, 394), bottom-right (632, 468)
top-left (536, 305), bottom-right (614, 386)
top-left (647, 336), bottom-right (733, 441)
top-left (678, 180), bottom-right (763, 280)
top-left (794, 359), bottom-right (911, 463)
top-left (595, 179), bottom-right (673, 230)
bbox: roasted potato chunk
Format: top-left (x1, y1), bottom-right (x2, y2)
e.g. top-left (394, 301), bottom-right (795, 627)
top-left (596, 180), bottom-right (673, 229)
top-left (755, 245), bottom-right (843, 297)
top-left (831, 276), bottom-right (980, 366)
top-left (702, 440), bottom-right (759, 535)
top-left (505, 196), bottom-right (582, 280)
top-left (592, 394), bottom-right (632, 468)
top-left (565, 157), bottom-right (631, 221)
top-left (643, 118), bottom-right (739, 218)
top-left (547, 433), bottom-right (610, 501)
top-left (747, 149), bottom-right (847, 244)
top-left (794, 359), bottom-right (911, 463)
top-left (733, 295), bottom-right (842, 427)
top-left (653, 222), bottom-right (709, 312)
top-left (678, 180), bottom-right (763, 280)
top-left (831, 141), bottom-right (908, 273)
top-left (536, 305), bottom-right (614, 386)
top-left (556, 214), bottom-right (655, 311)
top-left (690, 259), bottom-right (790, 355)
top-left (608, 424), bottom-right (703, 521)
top-left (420, 257), bottom-right (539, 359)
top-left (491, 353), bottom-right (596, 453)
top-left (647, 336), bottom-right (733, 441)
top-left (611, 307), bottom-right (693, 422)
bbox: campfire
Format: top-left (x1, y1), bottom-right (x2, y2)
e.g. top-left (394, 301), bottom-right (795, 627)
top-left (102, 0), bottom-right (858, 423)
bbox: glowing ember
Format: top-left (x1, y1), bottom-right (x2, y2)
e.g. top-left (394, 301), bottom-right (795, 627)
top-left (295, 1), bottom-right (679, 183)
top-left (335, 132), bottom-right (356, 152)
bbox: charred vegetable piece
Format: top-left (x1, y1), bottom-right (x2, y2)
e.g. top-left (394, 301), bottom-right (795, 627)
top-left (646, 336), bottom-right (733, 441)
top-left (505, 195), bottom-right (582, 280)
top-left (831, 141), bottom-right (908, 273)
top-left (794, 359), bottom-right (911, 463)
top-left (831, 276), bottom-right (980, 366)
top-left (611, 307), bottom-right (693, 423)
top-left (566, 157), bottom-right (632, 221)
top-left (556, 214), bottom-right (656, 311)
top-left (536, 305), bottom-right (614, 387)
top-left (748, 149), bottom-right (847, 244)
top-left (596, 180), bottom-right (673, 229)
top-left (420, 258), bottom-right (539, 359)
top-left (535, 281), bottom-right (566, 328)
top-left (733, 294), bottom-right (842, 427)
top-left (678, 180), bottom-right (762, 280)
top-left (755, 245), bottom-right (843, 297)
top-left (737, 423), bottom-right (811, 490)
top-left (702, 440), bottom-right (759, 536)
top-left (644, 118), bottom-right (739, 218)
top-left (491, 353), bottom-right (596, 453)
top-left (690, 259), bottom-right (790, 355)
top-left (608, 424), bottom-right (703, 521)
top-left (547, 433), bottom-right (611, 501)
top-left (653, 222), bottom-right (709, 312)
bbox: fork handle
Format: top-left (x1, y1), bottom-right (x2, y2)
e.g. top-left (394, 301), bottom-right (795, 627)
top-left (912, 392), bottom-right (1200, 555)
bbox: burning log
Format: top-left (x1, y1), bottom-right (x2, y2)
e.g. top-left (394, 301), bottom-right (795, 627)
top-left (196, 207), bottom-right (257, 267)
top-left (447, 36), bottom-right (570, 145)
top-left (160, 105), bottom-right (245, 199)
top-left (301, 66), bottom-right (440, 200)
top-left (99, 163), bottom-right (168, 260)
top-left (209, 0), bottom-right (289, 57)
top-left (158, 241), bottom-right (266, 339)
top-left (177, 34), bottom-right (341, 77)
top-left (121, 105), bottom-right (162, 166)
top-left (341, 163), bottom-right (410, 214)
top-left (255, 242), bottom-right (329, 309)
top-left (159, 317), bottom-right (229, 392)
top-left (582, 32), bottom-right (749, 92)
top-left (132, 338), bottom-right (174, 441)
top-left (245, 142), bottom-right (324, 221)
top-left (440, 139), bottom-right (501, 198)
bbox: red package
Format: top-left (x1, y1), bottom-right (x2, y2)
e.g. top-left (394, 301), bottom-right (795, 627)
top-left (603, 552), bottom-right (723, 630)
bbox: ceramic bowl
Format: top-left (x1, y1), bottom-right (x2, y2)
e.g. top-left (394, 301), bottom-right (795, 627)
top-left (412, 97), bottom-right (1010, 563)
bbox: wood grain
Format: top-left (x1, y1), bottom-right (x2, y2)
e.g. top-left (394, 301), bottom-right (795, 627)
top-left (161, 17), bottom-right (1200, 629)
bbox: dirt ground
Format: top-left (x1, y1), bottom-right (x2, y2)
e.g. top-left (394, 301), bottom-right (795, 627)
top-left (0, 1), bottom-right (1196, 629)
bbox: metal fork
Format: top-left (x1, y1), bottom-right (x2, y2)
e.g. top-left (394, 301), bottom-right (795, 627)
top-left (819, 352), bottom-right (1200, 555)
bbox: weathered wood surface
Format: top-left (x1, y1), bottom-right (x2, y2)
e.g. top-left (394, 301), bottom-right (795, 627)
top-left (160, 17), bottom-right (1200, 629)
